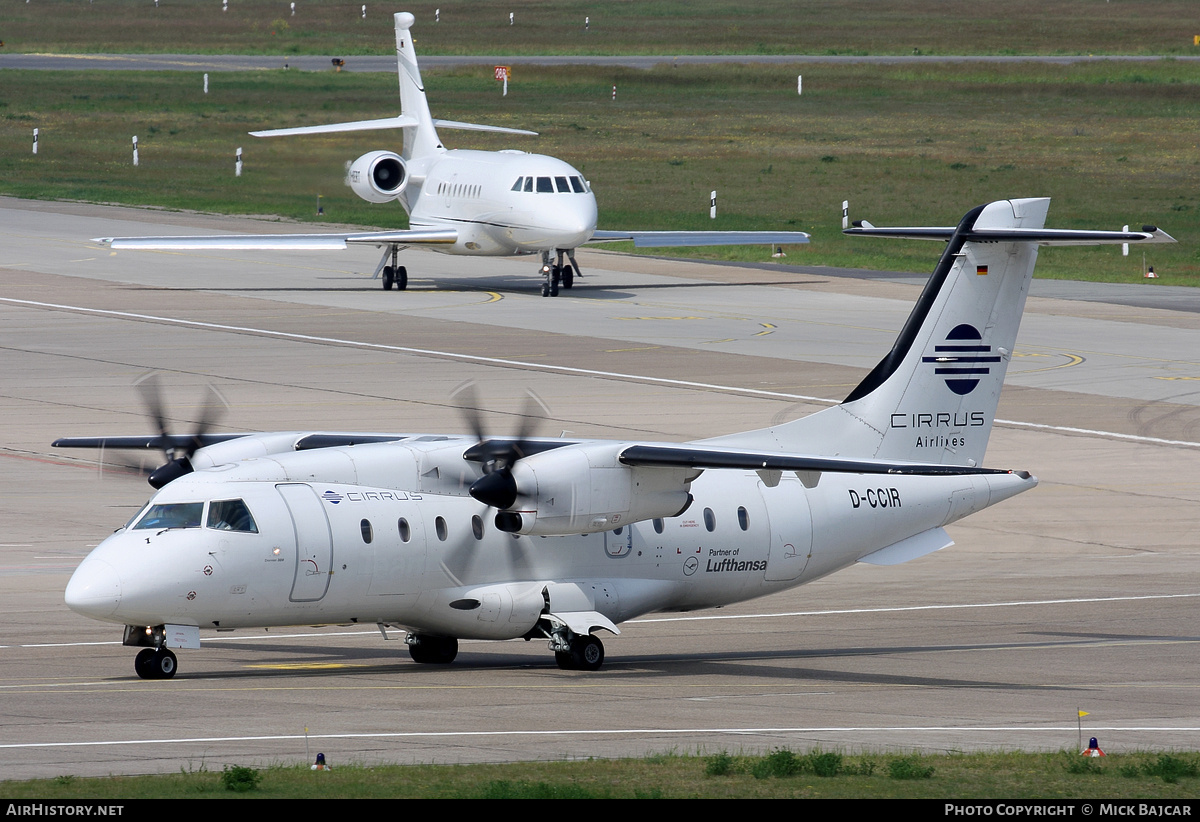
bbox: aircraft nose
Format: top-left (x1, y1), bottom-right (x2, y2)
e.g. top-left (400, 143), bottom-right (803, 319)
top-left (65, 558), bottom-right (122, 619)
top-left (556, 196), bottom-right (598, 244)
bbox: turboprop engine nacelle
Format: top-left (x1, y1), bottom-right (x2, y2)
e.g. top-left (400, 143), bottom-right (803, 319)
top-left (346, 150), bottom-right (408, 203)
top-left (495, 444), bottom-right (696, 536)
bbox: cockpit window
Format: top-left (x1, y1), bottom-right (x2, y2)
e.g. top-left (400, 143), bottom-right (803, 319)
top-left (523, 177), bottom-right (534, 192)
top-left (536, 176), bottom-right (554, 193)
top-left (511, 177), bottom-right (524, 191)
top-left (206, 499), bottom-right (259, 533)
top-left (132, 502), bottom-right (204, 531)
top-left (554, 176), bottom-right (570, 192)
top-left (570, 176), bottom-right (586, 193)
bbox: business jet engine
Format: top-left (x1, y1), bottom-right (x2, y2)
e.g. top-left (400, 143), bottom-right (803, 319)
top-left (469, 442), bottom-right (696, 536)
top-left (346, 150), bottom-right (408, 203)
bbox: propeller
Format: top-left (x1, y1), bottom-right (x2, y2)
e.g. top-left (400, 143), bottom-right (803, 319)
top-left (135, 373), bottom-right (229, 489)
top-left (453, 381), bottom-right (548, 517)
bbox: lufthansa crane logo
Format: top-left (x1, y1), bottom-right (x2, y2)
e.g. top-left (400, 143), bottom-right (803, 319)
top-left (923, 324), bottom-right (1001, 396)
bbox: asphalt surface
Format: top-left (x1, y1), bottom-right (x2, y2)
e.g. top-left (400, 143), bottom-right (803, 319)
top-left (1, 199), bottom-right (1198, 780)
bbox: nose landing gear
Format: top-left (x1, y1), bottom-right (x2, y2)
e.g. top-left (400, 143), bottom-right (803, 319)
top-left (134, 647), bottom-right (178, 680)
top-left (539, 249), bottom-right (579, 297)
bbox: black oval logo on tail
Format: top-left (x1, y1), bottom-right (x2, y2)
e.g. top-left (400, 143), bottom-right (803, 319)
top-left (923, 324), bottom-right (1001, 396)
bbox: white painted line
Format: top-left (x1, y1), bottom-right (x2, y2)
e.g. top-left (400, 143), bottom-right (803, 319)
top-left (630, 592), bottom-right (1200, 624)
top-left (3, 725), bottom-right (1198, 751)
top-left (5, 297), bottom-right (1200, 449)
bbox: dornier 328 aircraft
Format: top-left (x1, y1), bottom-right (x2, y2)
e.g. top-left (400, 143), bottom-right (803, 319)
top-left (92, 12), bottom-right (810, 298)
top-left (61, 199), bottom-right (1173, 678)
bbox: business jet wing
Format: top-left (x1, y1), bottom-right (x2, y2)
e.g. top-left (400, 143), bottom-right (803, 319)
top-left (589, 230), bottom-right (810, 248)
top-left (93, 228), bottom-right (458, 251)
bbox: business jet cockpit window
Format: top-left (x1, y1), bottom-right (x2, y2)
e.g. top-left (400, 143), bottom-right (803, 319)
top-left (206, 499), bottom-right (259, 533)
top-left (132, 502), bottom-right (204, 531)
top-left (512, 176), bottom-right (588, 193)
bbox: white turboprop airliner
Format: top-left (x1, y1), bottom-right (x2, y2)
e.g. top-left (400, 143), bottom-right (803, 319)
top-left (61, 199), bottom-right (1172, 677)
top-left (94, 12), bottom-right (810, 297)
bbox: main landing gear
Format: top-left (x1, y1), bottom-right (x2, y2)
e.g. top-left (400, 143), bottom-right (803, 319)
top-left (376, 244), bottom-right (409, 291)
top-left (134, 647), bottom-right (178, 680)
top-left (550, 628), bottom-right (605, 671)
top-left (539, 249), bottom-right (580, 298)
top-left (406, 633), bottom-right (459, 664)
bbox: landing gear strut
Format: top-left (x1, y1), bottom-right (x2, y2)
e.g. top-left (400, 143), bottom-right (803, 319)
top-left (407, 633), bottom-right (458, 664)
top-left (377, 244), bottom-right (408, 291)
top-left (134, 647), bottom-right (178, 680)
top-left (539, 249), bottom-right (580, 297)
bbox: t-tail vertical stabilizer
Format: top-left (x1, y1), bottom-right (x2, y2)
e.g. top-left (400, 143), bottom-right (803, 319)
top-left (392, 12), bottom-right (441, 161)
top-left (704, 198), bottom-right (1174, 467)
top-left (248, 12), bottom-right (535, 161)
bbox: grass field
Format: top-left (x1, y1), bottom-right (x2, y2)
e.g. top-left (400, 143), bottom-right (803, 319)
top-left (2, 0), bottom-right (1199, 57)
top-left (4, 750), bottom-right (1199, 798)
top-left (2, 60), bottom-right (1196, 282)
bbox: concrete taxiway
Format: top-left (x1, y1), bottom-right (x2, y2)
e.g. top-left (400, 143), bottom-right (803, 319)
top-left (1, 198), bottom-right (1198, 780)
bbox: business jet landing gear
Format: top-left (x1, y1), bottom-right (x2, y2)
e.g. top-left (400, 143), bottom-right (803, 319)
top-left (539, 249), bottom-right (579, 297)
top-left (377, 245), bottom-right (408, 291)
top-left (550, 629), bottom-right (604, 671)
top-left (134, 647), bottom-right (178, 680)
top-left (406, 633), bottom-right (458, 664)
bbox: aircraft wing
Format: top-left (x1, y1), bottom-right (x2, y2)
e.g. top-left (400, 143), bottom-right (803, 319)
top-left (52, 434), bottom-right (248, 451)
top-left (93, 228), bottom-right (459, 251)
top-left (588, 230), bottom-right (810, 248)
top-left (619, 443), bottom-right (1023, 477)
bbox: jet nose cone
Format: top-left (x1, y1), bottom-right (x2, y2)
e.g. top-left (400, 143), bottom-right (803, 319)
top-left (65, 558), bottom-right (122, 619)
top-left (557, 197), bottom-right (598, 244)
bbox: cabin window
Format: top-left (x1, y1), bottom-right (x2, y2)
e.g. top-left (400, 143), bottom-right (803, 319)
top-left (398, 518), bottom-right (411, 543)
top-left (703, 507), bottom-right (716, 532)
top-left (472, 515), bottom-right (484, 540)
top-left (652, 518), bottom-right (664, 534)
top-left (737, 506), bottom-right (750, 531)
top-left (435, 516), bottom-right (448, 541)
top-left (133, 502), bottom-right (204, 531)
top-left (554, 176), bottom-right (570, 193)
top-left (206, 499), bottom-right (258, 533)
top-left (511, 177), bottom-right (523, 191)
top-left (570, 176), bottom-right (586, 193)
top-left (523, 177), bottom-right (534, 192)
top-left (536, 176), bottom-right (554, 193)
top-left (360, 519), bottom-right (374, 544)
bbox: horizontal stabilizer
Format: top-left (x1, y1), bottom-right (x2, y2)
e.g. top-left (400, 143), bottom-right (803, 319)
top-left (94, 228), bottom-right (458, 251)
top-left (589, 230), bottom-right (810, 247)
top-left (619, 443), bottom-right (1021, 477)
top-left (845, 223), bottom-right (1176, 246)
top-left (250, 117), bottom-right (535, 139)
top-left (250, 116), bottom-right (419, 138)
top-left (433, 119), bottom-right (538, 136)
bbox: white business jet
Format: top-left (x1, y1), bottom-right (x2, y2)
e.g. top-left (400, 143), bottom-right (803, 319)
top-left (61, 199), bottom-right (1172, 678)
top-left (93, 12), bottom-right (810, 297)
